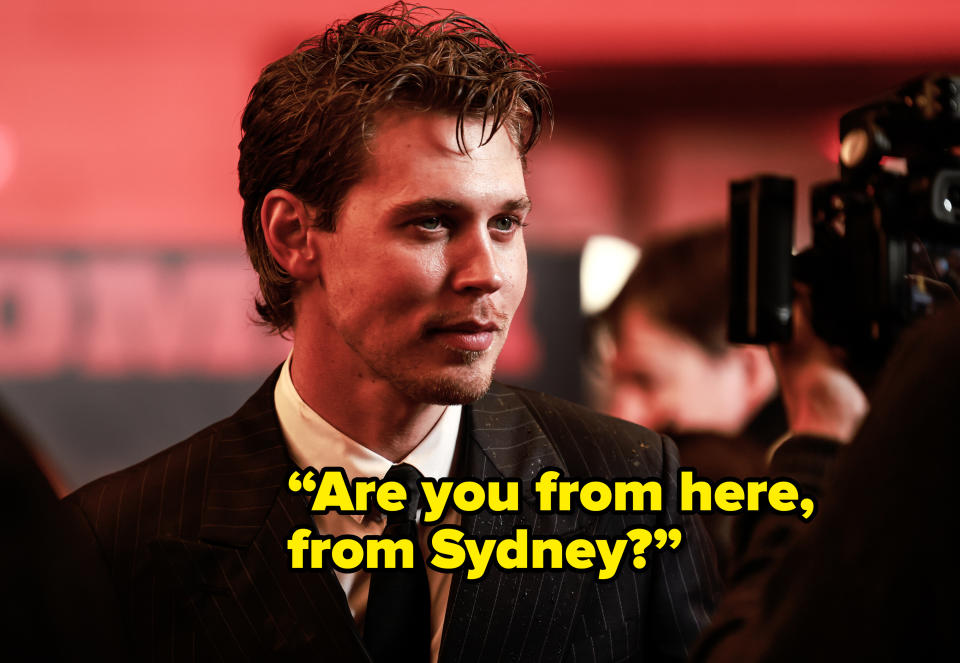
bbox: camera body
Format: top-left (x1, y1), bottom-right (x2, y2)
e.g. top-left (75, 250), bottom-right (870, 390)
top-left (729, 74), bottom-right (960, 367)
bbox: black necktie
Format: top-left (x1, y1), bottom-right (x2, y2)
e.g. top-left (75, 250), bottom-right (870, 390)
top-left (363, 463), bottom-right (431, 663)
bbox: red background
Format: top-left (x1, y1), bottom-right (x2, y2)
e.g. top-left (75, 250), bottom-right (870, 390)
top-left (4, 0), bottom-right (960, 248)
top-left (2, 1), bottom-right (960, 487)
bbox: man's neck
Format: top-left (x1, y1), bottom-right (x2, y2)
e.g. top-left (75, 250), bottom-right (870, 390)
top-left (289, 343), bottom-right (446, 463)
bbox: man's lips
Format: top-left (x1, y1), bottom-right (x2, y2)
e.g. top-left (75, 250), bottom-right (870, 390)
top-left (427, 321), bottom-right (500, 352)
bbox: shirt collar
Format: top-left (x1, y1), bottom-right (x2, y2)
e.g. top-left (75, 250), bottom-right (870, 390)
top-left (274, 352), bottom-right (462, 522)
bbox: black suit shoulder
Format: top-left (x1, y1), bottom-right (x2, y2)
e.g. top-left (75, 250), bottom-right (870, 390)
top-left (65, 369), bottom-right (286, 574)
top-left (59, 372), bottom-right (370, 661)
top-left (484, 384), bottom-right (721, 661)
top-left (66, 421), bottom-right (219, 555)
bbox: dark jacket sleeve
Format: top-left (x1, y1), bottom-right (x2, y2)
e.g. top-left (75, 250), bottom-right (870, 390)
top-left (689, 435), bottom-right (842, 662)
top-left (691, 309), bottom-right (960, 662)
top-left (0, 407), bottom-right (129, 660)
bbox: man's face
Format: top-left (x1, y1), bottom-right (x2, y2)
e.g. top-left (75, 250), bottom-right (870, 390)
top-left (607, 305), bottom-right (751, 434)
top-left (309, 110), bottom-right (529, 404)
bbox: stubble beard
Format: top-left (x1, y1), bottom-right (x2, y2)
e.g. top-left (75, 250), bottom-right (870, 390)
top-left (346, 336), bottom-right (498, 405)
top-left (394, 370), bottom-right (493, 405)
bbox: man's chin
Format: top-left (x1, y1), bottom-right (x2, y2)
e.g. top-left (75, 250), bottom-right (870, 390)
top-left (391, 369), bottom-right (494, 405)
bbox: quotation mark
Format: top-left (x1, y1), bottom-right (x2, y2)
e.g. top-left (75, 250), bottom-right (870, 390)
top-left (288, 470), bottom-right (317, 493)
top-left (653, 528), bottom-right (682, 549)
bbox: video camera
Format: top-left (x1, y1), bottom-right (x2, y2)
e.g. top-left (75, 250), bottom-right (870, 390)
top-left (729, 73), bottom-right (960, 371)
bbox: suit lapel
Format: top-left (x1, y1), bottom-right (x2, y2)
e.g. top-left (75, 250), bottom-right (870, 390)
top-left (152, 368), bottom-right (370, 660)
top-left (465, 382), bottom-right (569, 484)
top-left (439, 383), bottom-right (599, 663)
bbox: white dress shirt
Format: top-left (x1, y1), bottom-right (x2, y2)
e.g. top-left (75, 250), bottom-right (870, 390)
top-left (274, 353), bottom-right (461, 662)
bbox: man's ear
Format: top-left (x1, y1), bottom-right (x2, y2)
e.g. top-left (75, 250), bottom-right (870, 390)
top-left (261, 189), bottom-right (323, 281)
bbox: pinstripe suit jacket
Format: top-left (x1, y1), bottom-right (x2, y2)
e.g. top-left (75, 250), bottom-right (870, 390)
top-left (67, 371), bottom-right (719, 662)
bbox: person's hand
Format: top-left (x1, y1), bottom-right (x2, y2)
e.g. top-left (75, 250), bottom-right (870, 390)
top-left (769, 284), bottom-right (868, 443)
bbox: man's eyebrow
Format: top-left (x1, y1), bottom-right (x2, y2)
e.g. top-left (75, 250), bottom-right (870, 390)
top-left (388, 196), bottom-right (532, 217)
top-left (504, 196), bottom-right (533, 214)
top-left (389, 198), bottom-right (461, 217)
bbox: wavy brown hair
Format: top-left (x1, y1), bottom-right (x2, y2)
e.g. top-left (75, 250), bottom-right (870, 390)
top-left (238, 2), bottom-right (553, 334)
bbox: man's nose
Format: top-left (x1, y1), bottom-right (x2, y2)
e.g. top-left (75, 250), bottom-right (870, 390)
top-left (450, 230), bottom-right (504, 294)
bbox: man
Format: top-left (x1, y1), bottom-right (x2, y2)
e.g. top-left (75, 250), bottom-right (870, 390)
top-left (67, 5), bottom-right (718, 661)
top-left (590, 227), bottom-right (784, 572)
top-left (595, 227), bottom-right (780, 441)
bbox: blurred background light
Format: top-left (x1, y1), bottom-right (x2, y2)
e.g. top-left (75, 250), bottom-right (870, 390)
top-left (580, 235), bottom-right (641, 316)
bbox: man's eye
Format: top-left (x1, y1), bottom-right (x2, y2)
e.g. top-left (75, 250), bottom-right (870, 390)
top-left (417, 217), bottom-right (444, 231)
top-left (490, 217), bottom-right (521, 232)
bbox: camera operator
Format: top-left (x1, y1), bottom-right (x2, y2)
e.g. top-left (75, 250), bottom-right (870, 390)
top-left (693, 74), bottom-right (960, 660)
